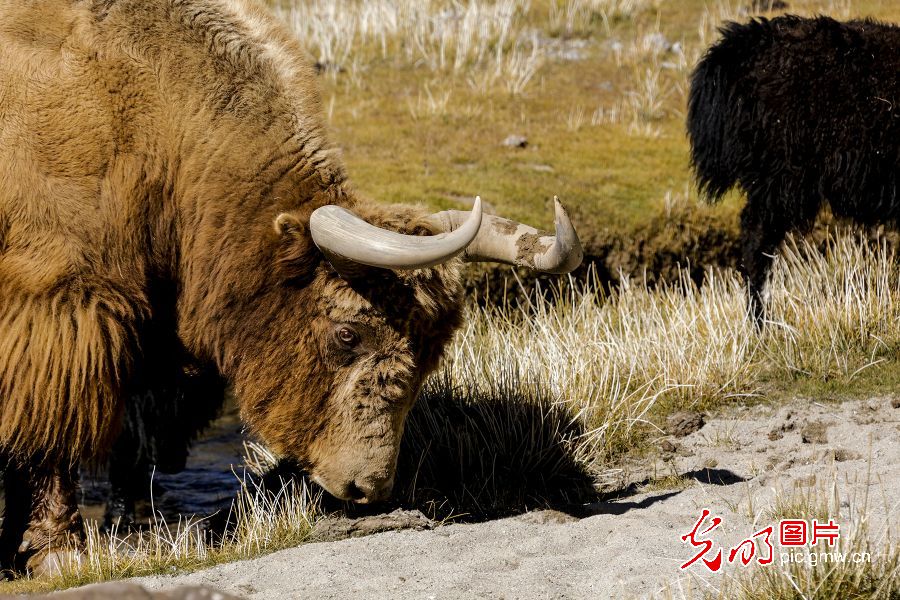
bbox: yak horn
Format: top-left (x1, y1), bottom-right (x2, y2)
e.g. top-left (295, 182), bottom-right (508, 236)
top-left (429, 197), bottom-right (583, 274)
top-left (309, 197), bottom-right (483, 270)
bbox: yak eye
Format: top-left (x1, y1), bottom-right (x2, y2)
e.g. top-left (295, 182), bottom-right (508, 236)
top-left (336, 326), bottom-right (360, 348)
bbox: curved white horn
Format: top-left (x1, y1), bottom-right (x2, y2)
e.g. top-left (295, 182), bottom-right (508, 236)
top-left (309, 197), bottom-right (483, 270)
top-left (429, 197), bottom-right (583, 274)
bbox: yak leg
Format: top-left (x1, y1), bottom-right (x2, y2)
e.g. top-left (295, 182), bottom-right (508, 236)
top-left (103, 449), bottom-right (143, 532)
top-left (741, 180), bottom-right (822, 326)
top-left (103, 417), bottom-right (147, 532)
top-left (0, 461), bottom-right (30, 578)
top-left (0, 460), bottom-right (83, 578)
top-left (739, 200), bottom-right (788, 328)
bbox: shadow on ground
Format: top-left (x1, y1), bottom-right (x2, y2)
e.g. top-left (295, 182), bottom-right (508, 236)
top-left (260, 373), bottom-right (597, 523)
top-left (564, 468), bottom-right (748, 518)
top-left (262, 384), bottom-right (748, 528)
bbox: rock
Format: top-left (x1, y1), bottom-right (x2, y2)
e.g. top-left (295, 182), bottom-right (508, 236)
top-left (660, 439), bottom-right (677, 453)
top-left (768, 410), bottom-right (797, 440)
top-left (891, 397), bottom-right (900, 409)
top-left (826, 448), bottom-right (862, 462)
top-left (794, 474), bottom-right (816, 487)
top-left (665, 411), bottom-right (705, 437)
top-left (539, 37), bottom-right (590, 61)
top-left (642, 32), bottom-right (672, 53)
top-left (676, 445), bottom-right (695, 457)
top-left (312, 508), bottom-right (434, 542)
top-left (852, 401), bottom-right (880, 425)
top-left (49, 583), bottom-right (243, 599)
top-left (501, 134), bottom-right (528, 148)
top-left (800, 421), bottom-right (829, 444)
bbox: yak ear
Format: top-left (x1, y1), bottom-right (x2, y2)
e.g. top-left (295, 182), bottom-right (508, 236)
top-left (274, 211), bottom-right (321, 283)
top-left (274, 212), bottom-right (304, 236)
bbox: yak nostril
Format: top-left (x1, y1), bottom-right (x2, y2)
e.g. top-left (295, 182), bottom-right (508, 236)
top-left (344, 482), bottom-right (366, 502)
top-left (351, 478), bottom-right (393, 504)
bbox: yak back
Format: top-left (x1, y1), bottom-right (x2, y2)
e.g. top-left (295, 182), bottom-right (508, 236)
top-left (687, 15), bottom-right (900, 219)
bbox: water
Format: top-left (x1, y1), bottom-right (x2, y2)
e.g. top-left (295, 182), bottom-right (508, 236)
top-left (79, 401), bottom-right (249, 525)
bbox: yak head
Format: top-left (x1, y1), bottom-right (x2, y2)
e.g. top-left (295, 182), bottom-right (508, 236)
top-left (236, 193), bottom-right (582, 504)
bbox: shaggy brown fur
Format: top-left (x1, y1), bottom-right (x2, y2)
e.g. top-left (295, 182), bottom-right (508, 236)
top-left (0, 0), bottom-right (465, 571)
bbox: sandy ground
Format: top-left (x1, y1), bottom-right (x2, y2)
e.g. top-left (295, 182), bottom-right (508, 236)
top-left (90, 396), bottom-right (900, 599)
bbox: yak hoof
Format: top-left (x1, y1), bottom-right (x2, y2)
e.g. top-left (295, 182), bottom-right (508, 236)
top-left (25, 547), bottom-right (81, 578)
top-left (16, 524), bottom-right (84, 578)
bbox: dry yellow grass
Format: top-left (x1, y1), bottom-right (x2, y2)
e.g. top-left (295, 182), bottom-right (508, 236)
top-left (0, 476), bottom-right (318, 594)
top-left (716, 469), bottom-right (900, 599)
top-left (425, 230), bottom-right (900, 477)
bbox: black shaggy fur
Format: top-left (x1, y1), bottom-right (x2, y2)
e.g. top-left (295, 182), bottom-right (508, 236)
top-left (688, 15), bottom-right (900, 324)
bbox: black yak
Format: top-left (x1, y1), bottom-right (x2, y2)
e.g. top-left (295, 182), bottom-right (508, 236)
top-left (687, 15), bottom-right (900, 324)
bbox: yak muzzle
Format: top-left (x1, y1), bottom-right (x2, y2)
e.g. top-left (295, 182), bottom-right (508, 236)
top-left (312, 472), bottom-right (395, 504)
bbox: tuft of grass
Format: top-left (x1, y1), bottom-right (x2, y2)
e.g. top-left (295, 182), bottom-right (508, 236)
top-left (639, 473), bottom-right (692, 493)
top-left (714, 464), bottom-right (900, 600)
top-left (700, 419), bottom-right (742, 451)
top-left (766, 477), bottom-right (844, 525)
top-left (396, 230), bottom-right (900, 519)
top-left (549, 0), bottom-right (657, 37)
top-left (729, 540), bottom-right (900, 600)
top-left (659, 468), bottom-right (900, 599)
top-left (765, 233), bottom-right (900, 380)
top-left (398, 368), bottom-right (599, 517)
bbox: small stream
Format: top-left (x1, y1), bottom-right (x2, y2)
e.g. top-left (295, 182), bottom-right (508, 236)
top-left (78, 401), bottom-right (249, 526)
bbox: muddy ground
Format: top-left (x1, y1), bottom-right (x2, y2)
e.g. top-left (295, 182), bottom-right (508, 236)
top-left (78, 396), bottom-right (899, 599)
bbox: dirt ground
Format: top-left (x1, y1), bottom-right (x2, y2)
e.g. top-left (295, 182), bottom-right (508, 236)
top-left (74, 396), bottom-right (900, 599)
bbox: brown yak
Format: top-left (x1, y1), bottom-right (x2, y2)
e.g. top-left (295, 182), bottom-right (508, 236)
top-left (0, 0), bottom-right (582, 575)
